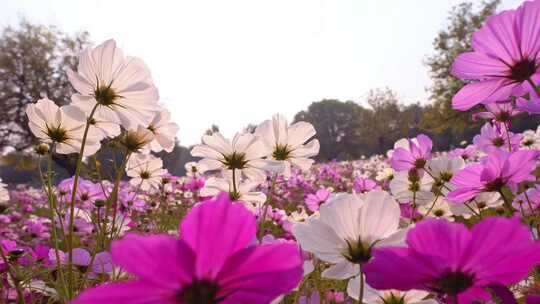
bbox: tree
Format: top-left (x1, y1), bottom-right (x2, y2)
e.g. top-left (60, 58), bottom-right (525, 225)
top-left (294, 99), bottom-right (367, 161)
top-left (0, 20), bottom-right (90, 150)
top-left (422, 0), bottom-right (500, 146)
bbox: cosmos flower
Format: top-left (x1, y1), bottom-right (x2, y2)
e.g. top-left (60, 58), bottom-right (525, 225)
top-left (364, 217), bottom-right (540, 303)
top-left (472, 102), bottom-right (522, 125)
top-left (521, 127), bottom-right (540, 149)
top-left (68, 39), bottom-right (159, 130)
top-left (73, 193), bottom-right (303, 304)
top-left (390, 170), bottom-right (434, 205)
top-left (449, 145), bottom-right (477, 161)
top-left (184, 162), bottom-right (206, 177)
top-left (451, 0), bottom-right (540, 110)
top-left (450, 192), bottom-right (502, 218)
top-left (292, 190), bottom-right (406, 298)
top-left (57, 177), bottom-right (106, 208)
top-left (418, 197), bottom-right (454, 220)
top-left (391, 134), bottom-right (433, 172)
top-left (255, 114), bottom-right (320, 177)
top-left (26, 98), bottom-right (101, 156)
top-left (126, 153), bottom-right (167, 191)
top-left (513, 185), bottom-right (540, 215)
top-left (200, 176), bottom-right (266, 211)
top-left (447, 150), bottom-right (537, 203)
top-left (191, 132), bottom-right (283, 182)
top-left (473, 123), bottom-right (522, 153)
top-left (147, 109), bottom-right (179, 153)
top-left (348, 276), bottom-right (435, 304)
top-left (353, 177), bottom-right (380, 193)
top-left (120, 125), bottom-right (154, 153)
top-left (426, 155), bottom-right (465, 195)
top-left (305, 188), bottom-right (331, 212)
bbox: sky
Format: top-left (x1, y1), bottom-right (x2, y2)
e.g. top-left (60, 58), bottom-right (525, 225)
top-left (1, 0), bottom-right (523, 145)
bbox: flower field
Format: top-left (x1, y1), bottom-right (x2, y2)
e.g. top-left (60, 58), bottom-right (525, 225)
top-left (4, 0), bottom-right (540, 303)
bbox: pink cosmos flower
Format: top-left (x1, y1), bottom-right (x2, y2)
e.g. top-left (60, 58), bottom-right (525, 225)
top-left (73, 193), bottom-right (303, 304)
top-left (391, 134), bottom-right (433, 172)
top-left (512, 184), bottom-right (540, 215)
top-left (353, 177), bottom-right (380, 193)
top-left (305, 188), bottom-right (331, 212)
top-left (364, 217), bottom-right (540, 303)
top-left (447, 150), bottom-right (537, 203)
top-left (451, 0), bottom-right (540, 110)
top-left (449, 145), bottom-right (477, 160)
top-left (472, 123), bottom-right (522, 153)
top-left (57, 177), bottom-right (106, 208)
top-left (472, 102), bottom-right (522, 125)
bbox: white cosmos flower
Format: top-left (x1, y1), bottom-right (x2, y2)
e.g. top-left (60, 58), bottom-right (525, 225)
top-left (449, 192), bottom-right (502, 219)
top-left (292, 190), bottom-right (406, 281)
top-left (191, 132), bottom-right (283, 182)
top-left (521, 129), bottom-right (540, 149)
top-left (26, 98), bottom-right (101, 156)
top-left (147, 109), bottom-right (179, 153)
top-left (375, 167), bottom-right (394, 182)
top-left (426, 155), bottom-right (465, 195)
top-left (418, 197), bottom-right (454, 220)
top-left (68, 39), bottom-right (159, 130)
top-left (390, 171), bottom-right (434, 205)
top-left (200, 176), bottom-right (266, 211)
top-left (255, 114), bottom-right (320, 177)
top-left (184, 161), bottom-right (206, 177)
top-left (348, 276), bottom-right (436, 304)
top-left (88, 110), bottom-right (121, 139)
top-left (126, 153), bottom-right (167, 191)
top-left (120, 125), bottom-right (154, 153)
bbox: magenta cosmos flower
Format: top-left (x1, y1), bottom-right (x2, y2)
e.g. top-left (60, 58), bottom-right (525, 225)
top-left (472, 123), bottom-right (522, 153)
top-left (353, 177), bottom-right (379, 193)
top-left (447, 150), bottom-right (537, 203)
top-left (305, 188), bottom-right (331, 212)
top-left (73, 193), bottom-right (303, 304)
top-left (451, 0), bottom-right (540, 111)
top-left (364, 217), bottom-right (540, 303)
top-left (391, 134), bottom-right (433, 171)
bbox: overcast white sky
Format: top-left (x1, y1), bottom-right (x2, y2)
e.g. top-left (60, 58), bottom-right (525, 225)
top-left (2, 0), bottom-right (523, 145)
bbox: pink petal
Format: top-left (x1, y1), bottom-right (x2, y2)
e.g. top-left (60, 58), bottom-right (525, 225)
top-left (451, 52), bottom-right (508, 80)
top-left (452, 80), bottom-right (507, 111)
top-left (111, 234), bottom-right (194, 289)
top-left (180, 193), bottom-right (257, 280)
top-left (217, 243), bottom-right (304, 303)
top-left (72, 280), bottom-right (176, 304)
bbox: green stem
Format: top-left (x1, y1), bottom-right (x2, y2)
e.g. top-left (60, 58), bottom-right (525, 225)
top-left (502, 122), bottom-right (513, 152)
top-left (66, 103), bottom-right (98, 298)
top-left (257, 174), bottom-right (277, 240)
top-left (105, 151), bottom-right (131, 244)
top-left (38, 152), bottom-right (67, 300)
top-left (358, 266), bottom-right (364, 304)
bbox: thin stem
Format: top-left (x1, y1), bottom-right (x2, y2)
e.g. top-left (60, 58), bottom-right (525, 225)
top-left (38, 152), bottom-right (67, 300)
top-left (66, 103), bottom-right (99, 298)
top-left (257, 173), bottom-right (277, 240)
top-left (502, 122), bottom-right (513, 152)
top-left (358, 266), bottom-right (364, 304)
top-left (231, 168), bottom-right (238, 195)
top-left (105, 151), bottom-right (131, 244)
top-left (527, 78), bottom-right (540, 98)
top-left (498, 189), bottom-right (514, 212)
